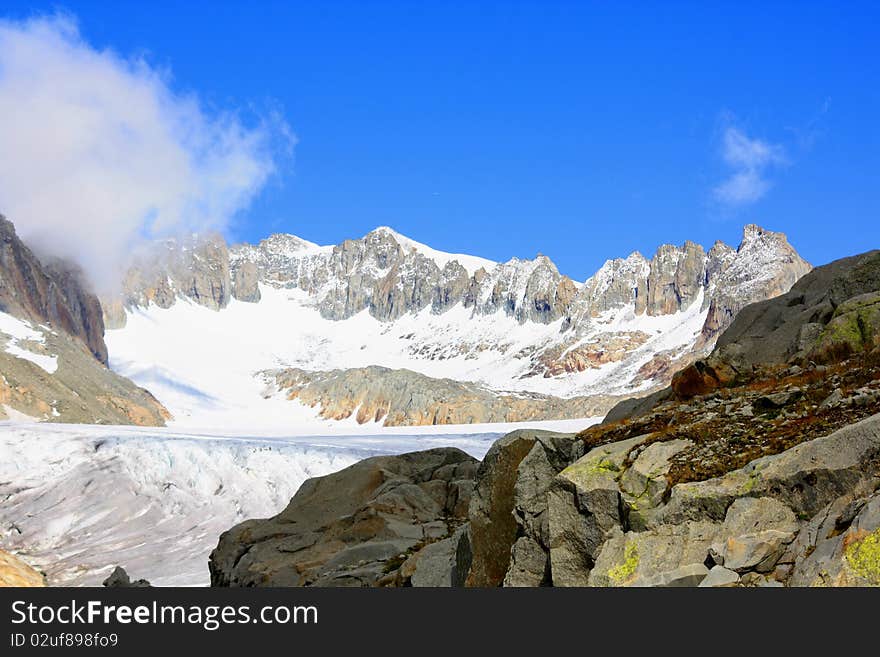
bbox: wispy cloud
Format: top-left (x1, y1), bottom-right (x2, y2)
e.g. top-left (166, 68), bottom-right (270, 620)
top-left (712, 124), bottom-right (787, 206)
top-left (0, 14), bottom-right (293, 291)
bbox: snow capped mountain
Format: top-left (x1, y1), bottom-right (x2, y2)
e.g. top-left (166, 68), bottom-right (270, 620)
top-left (99, 224), bottom-right (811, 429)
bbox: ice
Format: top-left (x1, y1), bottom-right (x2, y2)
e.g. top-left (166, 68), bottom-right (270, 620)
top-left (0, 421), bottom-right (569, 586)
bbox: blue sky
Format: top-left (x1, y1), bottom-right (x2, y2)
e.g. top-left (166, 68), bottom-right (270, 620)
top-left (2, 1), bottom-right (878, 281)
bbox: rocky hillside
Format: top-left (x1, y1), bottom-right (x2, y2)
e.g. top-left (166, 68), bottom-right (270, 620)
top-left (210, 249), bottom-right (880, 587)
top-left (0, 216), bottom-right (169, 425)
top-left (0, 549), bottom-right (45, 587)
top-left (1, 215), bottom-right (107, 363)
top-left (266, 366), bottom-right (617, 426)
top-left (103, 224), bottom-right (810, 427)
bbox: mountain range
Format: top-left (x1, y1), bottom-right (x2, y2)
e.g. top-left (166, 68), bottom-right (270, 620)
top-left (0, 214), bottom-right (812, 427)
top-left (98, 222), bottom-right (810, 427)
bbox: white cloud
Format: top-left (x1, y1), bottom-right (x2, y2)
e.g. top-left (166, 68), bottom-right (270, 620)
top-left (0, 15), bottom-right (292, 292)
top-left (712, 125), bottom-right (787, 206)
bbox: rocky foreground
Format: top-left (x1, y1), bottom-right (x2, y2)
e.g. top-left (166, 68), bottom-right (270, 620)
top-left (210, 250), bottom-right (880, 587)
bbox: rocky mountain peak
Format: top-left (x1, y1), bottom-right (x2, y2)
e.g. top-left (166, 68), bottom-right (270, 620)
top-left (699, 223), bottom-right (811, 345)
top-left (0, 215), bottom-right (108, 364)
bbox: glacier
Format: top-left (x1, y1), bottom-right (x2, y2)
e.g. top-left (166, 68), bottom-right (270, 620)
top-left (0, 419), bottom-right (596, 586)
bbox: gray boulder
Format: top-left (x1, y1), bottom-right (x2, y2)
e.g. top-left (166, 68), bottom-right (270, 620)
top-left (103, 566), bottom-right (151, 588)
top-left (209, 447), bottom-right (477, 587)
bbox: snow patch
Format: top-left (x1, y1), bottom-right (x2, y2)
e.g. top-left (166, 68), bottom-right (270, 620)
top-left (0, 311), bottom-right (59, 374)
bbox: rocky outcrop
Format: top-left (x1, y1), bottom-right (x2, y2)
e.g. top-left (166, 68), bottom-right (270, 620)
top-left (267, 366), bottom-right (617, 426)
top-left (0, 549), bottom-right (45, 587)
top-left (104, 232), bottom-right (234, 328)
top-left (698, 224), bottom-right (813, 346)
top-left (0, 318), bottom-right (170, 425)
top-left (0, 216), bottom-right (169, 425)
top-left (645, 241), bottom-right (706, 316)
top-left (667, 249), bottom-right (880, 400)
top-left (486, 355), bottom-right (880, 587)
top-left (566, 225), bottom-right (808, 342)
top-left (102, 566), bottom-right (151, 587)
top-left (209, 448), bottom-right (477, 587)
top-left (0, 215), bottom-right (107, 363)
top-left (232, 261), bottom-right (261, 303)
top-left (467, 430), bottom-right (584, 587)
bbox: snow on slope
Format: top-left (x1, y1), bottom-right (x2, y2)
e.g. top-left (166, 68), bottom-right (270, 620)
top-left (0, 422), bottom-right (513, 586)
top-left (105, 284), bottom-right (706, 429)
top-left (372, 226), bottom-right (496, 275)
top-left (0, 311), bottom-right (58, 374)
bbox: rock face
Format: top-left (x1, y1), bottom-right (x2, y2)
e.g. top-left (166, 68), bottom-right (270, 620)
top-left (698, 225), bottom-right (812, 345)
top-left (0, 318), bottom-right (171, 425)
top-left (667, 250), bottom-right (880, 401)
top-left (102, 566), bottom-right (151, 588)
top-left (232, 261), bottom-right (261, 303)
top-left (0, 215), bottom-right (107, 363)
top-left (0, 216), bottom-right (169, 425)
top-left (466, 430), bottom-right (584, 587)
top-left (114, 223), bottom-right (808, 347)
top-left (268, 366), bottom-right (617, 426)
top-left (106, 233), bottom-right (235, 328)
top-left (209, 448), bottom-right (477, 587)
top-left (0, 549), bottom-right (45, 587)
top-left (566, 224), bottom-right (809, 341)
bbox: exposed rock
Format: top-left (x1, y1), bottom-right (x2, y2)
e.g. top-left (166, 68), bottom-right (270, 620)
top-left (699, 224), bottom-right (811, 346)
top-left (620, 438), bottom-right (692, 512)
top-left (645, 241), bottom-right (706, 316)
top-left (503, 536), bottom-right (549, 587)
top-left (710, 497), bottom-right (798, 573)
top-left (812, 291), bottom-right (880, 360)
top-left (401, 525), bottom-right (471, 587)
top-left (549, 435), bottom-right (646, 586)
top-left (0, 215), bottom-right (107, 363)
top-left (659, 412), bottom-right (880, 525)
top-left (713, 249), bottom-right (880, 371)
top-left (209, 448), bottom-right (477, 587)
top-left (102, 566), bottom-right (151, 587)
top-left (0, 216), bottom-right (169, 425)
top-left (268, 366), bottom-right (611, 426)
top-left (0, 317), bottom-right (169, 425)
top-left (698, 565), bottom-right (741, 587)
top-left (106, 232), bottom-right (233, 325)
top-left (0, 549), bottom-right (45, 587)
top-left (788, 491), bottom-right (880, 587)
top-left (466, 430), bottom-right (580, 587)
top-left (588, 523), bottom-right (716, 587)
top-left (232, 260), bottom-right (261, 303)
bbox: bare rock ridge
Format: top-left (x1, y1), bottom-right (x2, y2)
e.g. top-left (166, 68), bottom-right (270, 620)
top-left (0, 216), bottom-right (169, 425)
top-left (266, 366), bottom-right (617, 426)
top-left (210, 248), bottom-right (880, 587)
top-left (102, 222), bottom-right (810, 426)
top-left (103, 232), bottom-right (233, 328)
top-left (107, 225), bottom-right (810, 347)
top-left (0, 215), bottom-right (108, 364)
